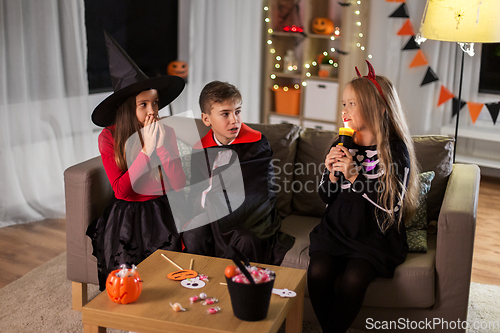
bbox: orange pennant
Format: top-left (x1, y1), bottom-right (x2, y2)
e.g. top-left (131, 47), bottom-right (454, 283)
top-left (437, 86), bottom-right (454, 107)
top-left (409, 50), bottom-right (428, 67)
top-left (397, 19), bottom-right (414, 35)
top-left (394, 0), bottom-right (405, 2)
top-left (467, 101), bottom-right (484, 124)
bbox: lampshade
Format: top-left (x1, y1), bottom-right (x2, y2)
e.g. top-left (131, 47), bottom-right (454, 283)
top-left (419, 0), bottom-right (500, 43)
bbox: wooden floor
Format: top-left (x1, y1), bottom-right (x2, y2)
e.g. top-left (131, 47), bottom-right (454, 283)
top-left (0, 175), bottom-right (499, 289)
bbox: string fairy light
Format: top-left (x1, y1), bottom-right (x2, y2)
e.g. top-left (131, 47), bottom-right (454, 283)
top-left (264, 1), bottom-right (370, 87)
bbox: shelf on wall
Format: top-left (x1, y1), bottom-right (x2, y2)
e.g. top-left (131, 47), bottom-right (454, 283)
top-left (271, 31), bottom-right (306, 38)
top-left (272, 73), bottom-right (302, 79)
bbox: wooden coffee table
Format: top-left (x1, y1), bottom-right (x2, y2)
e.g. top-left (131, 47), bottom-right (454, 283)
top-left (82, 250), bottom-right (306, 333)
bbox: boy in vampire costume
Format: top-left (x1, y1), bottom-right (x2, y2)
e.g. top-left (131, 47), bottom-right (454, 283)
top-left (182, 81), bottom-right (294, 265)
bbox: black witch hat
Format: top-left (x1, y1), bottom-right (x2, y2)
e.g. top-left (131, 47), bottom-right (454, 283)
top-left (91, 31), bottom-right (185, 127)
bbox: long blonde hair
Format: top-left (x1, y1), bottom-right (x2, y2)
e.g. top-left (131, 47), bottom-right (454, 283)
top-left (349, 76), bottom-right (419, 232)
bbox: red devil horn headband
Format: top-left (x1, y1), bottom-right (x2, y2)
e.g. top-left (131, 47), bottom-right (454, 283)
top-left (355, 60), bottom-right (387, 104)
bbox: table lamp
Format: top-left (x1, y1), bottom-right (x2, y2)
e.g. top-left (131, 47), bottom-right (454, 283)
top-left (416, 0), bottom-right (500, 162)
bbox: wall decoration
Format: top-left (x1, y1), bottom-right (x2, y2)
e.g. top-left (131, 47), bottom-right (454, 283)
top-left (387, 2), bottom-right (500, 125)
top-left (389, 3), bottom-right (409, 18)
top-left (397, 19), bottom-right (415, 35)
top-left (409, 49), bottom-right (428, 67)
top-left (420, 67), bottom-right (439, 86)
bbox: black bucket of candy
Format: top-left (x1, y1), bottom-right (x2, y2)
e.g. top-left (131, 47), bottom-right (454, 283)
top-left (225, 246), bottom-right (275, 321)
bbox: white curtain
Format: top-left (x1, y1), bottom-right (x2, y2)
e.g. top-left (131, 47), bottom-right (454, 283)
top-left (0, 0), bottom-right (98, 227)
top-left (181, 0), bottom-right (263, 123)
top-left (366, 1), bottom-right (498, 135)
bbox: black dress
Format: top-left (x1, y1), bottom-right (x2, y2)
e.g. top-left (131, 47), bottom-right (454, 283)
top-left (87, 125), bottom-right (185, 290)
top-left (309, 138), bottom-right (409, 278)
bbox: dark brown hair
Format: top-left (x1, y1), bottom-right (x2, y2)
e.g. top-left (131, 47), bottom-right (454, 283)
top-left (113, 95), bottom-right (143, 172)
top-left (199, 81), bottom-right (242, 114)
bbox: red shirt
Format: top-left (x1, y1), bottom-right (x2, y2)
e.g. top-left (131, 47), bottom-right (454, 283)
top-left (98, 125), bottom-right (186, 202)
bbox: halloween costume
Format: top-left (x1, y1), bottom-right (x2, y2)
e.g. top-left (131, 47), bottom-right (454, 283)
top-left (86, 31), bottom-right (186, 290)
top-left (182, 124), bottom-right (294, 265)
top-left (309, 138), bottom-right (409, 277)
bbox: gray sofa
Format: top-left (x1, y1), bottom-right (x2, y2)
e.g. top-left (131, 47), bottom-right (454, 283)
top-left (65, 121), bottom-right (480, 332)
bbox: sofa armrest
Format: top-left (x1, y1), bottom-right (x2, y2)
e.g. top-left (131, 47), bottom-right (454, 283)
top-left (434, 163), bottom-right (480, 319)
top-left (64, 156), bottom-right (113, 284)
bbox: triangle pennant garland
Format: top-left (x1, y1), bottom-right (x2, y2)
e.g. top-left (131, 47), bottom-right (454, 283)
top-left (402, 36), bottom-right (420, 50)
top-left (467, 101), bottom-right (484, 124)
top-left (387, 4), bottom-right (498, 126)
top-left (486, 102), bottom-right (500, 125)
top-left (397, 19), bottom-right (415, 35)
top-left (409, 50), bottom-right (428, 67)
top-left (389, 3), bottom-right (409, 18)
top-left (437, 85), bottom-right (454, 107)
top-left (452, 97), bottom-right (467, 117)
top-left (421, 67), bottom-right (439, 86)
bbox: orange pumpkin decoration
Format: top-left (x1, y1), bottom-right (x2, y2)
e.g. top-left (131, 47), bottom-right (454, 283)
top-left (167, 60), bottom-right (189, 80)
top-left (312, 17), bottom-right (334, 35)
top-left (106, 267), bottom-right (143, 304)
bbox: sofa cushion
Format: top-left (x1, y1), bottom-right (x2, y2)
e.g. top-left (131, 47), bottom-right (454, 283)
top-left (291, 128), bottom-right (337, 217)
top-left (247, 123), bottom-right (301, 217)
top-left (279, 214), bottom-right (321, 270)
top-left (407, 171), bottom-right (435, 232)
top-left (280, 214), bottom-right (436, 309)
top-left (412, 135), bottom-right (454, 223)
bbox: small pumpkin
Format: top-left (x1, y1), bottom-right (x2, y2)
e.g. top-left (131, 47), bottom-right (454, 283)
top-left (312, 17), bottom-right (334, 35)
top-left (106, 266), bottom-right (143, 304)
top-left (167, 60), bottom-right (188, 79)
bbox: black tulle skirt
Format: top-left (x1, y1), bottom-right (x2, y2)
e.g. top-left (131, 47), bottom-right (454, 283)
top-left (86, 195), bottom-right (182, 290)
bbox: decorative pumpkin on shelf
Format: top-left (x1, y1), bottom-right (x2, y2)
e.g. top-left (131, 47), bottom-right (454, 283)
top-left (106, 264), bottom-right (143, 304)
top-left (167, 60), bottom-right (188, 80)
top-left (312, 17), bottom-right (334, 35)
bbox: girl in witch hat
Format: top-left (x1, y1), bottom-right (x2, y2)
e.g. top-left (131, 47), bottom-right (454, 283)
top-left (87, 31), bottom-right (186, 290)
top-left (307, 61), bottom-right (420, 332)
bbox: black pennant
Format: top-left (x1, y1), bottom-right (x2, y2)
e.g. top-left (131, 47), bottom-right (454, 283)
top-left (420, 67), bottom-right (439, 86)
top-left (338, 1), bottom-right (352, 7)
top-left (452, 97), bottom-right (467, 117)
top-left (403, 36), bottom-right (420, 50)
top-left (389, 3), bottom-right (409, 18)
top-left (486, 102), bottom-right (500, 125)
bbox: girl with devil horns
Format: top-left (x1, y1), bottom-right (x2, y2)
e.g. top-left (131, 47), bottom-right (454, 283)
top-left (307, 61), bottom-right (420, 332)
top-left (87, 31), bottom-right (186, 290)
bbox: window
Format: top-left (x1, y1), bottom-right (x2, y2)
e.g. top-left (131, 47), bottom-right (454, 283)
top-left (84, 0), bottom-right (178, 93)
top-left (479, 43), bottom-right (500, 95)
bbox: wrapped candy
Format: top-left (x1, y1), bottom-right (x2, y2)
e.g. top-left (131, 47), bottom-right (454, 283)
top-left (202, 297), bottom-right (218, 306)
top-left (170, 302), bottom-right (186, 312)
top-left (199, 293), bottom-right (207, 300)
top-left (207, 307), bottom-right (221, 314)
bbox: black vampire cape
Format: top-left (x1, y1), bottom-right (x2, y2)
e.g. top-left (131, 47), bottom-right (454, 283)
top-left (182, 124), bottom-right (294, 265)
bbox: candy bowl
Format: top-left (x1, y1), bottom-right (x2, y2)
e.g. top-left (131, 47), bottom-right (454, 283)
top-left (225, 246), bottom-right (275, 321)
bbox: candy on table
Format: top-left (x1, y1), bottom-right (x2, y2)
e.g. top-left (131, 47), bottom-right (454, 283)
top-left (170, 302), bottom-right (186, 312)
top-left (189, 295), bottom-right (199, 303)
top-left (207, 307), bottom-right (221, 314)
top-left (202, 297), bottom-right (218, 306)
top-left (199, 293), bottom-right (208, 300)
top-left (199, 274), bottom-right (209, 281)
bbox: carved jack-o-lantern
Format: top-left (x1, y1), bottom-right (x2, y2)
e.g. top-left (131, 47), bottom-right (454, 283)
top-left (167, 60), bottom-right (189, 80)
top-left (106, 268), bottom-right (143, 304)
top-left (312, 17), bottom-right (334, 35)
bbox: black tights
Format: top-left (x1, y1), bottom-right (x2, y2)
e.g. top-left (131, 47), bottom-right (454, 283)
top-left (307, 251), bottom-right (378, 333)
